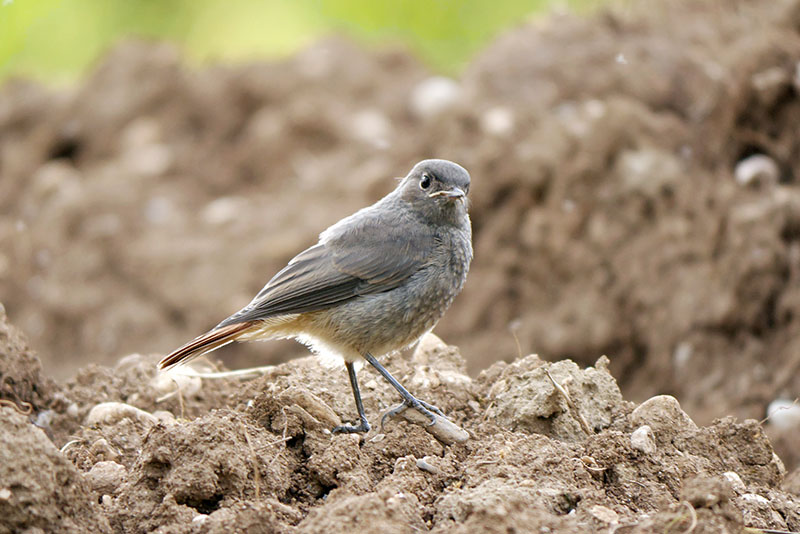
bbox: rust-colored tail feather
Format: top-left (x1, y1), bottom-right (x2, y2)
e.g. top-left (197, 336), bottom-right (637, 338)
top-left (159, 321), bottom-right (257, 370)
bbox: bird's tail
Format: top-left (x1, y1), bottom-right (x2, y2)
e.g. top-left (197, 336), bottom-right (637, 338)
top-left (158, 321), bottom-right (258, 370)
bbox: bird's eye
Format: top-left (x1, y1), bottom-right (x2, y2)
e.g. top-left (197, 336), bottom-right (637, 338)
top-left (419, 174), bottom-right (432, 189)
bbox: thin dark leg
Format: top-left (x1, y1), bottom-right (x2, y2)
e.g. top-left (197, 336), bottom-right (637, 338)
top-left (332, 361), bottom-right (371, 434)
top-left (362, 352), bottom-right (446, 428)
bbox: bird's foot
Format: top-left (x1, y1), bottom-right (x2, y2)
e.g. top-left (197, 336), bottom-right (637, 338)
top-left (381, 397), bottom-right (447, 429)
top-left (332, 417), bottom-right (371, 434)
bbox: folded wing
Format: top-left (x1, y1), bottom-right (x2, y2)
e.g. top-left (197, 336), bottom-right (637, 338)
top-left (217, 214), bottom-right (433, 327)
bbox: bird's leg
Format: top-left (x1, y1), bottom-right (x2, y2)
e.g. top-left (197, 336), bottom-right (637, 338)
top-left (332, 361), bottom-right (371, 434)
top-left (362, 352), bottom-right (446, 428)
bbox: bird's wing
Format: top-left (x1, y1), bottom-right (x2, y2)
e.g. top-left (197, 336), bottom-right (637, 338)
top-left (216, 215), bottom-right (432, 327)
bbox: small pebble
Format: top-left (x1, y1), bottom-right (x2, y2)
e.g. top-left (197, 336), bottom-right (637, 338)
top-left (123, 143), bottom-right (173, 177)
top-left (734, 154), bottom-right (779, 187)
top-left (410, 76), bottom-right (462, 118)
top-left (89, 438), bottom-right (119, 461)
top-left (766, 399), bottom-right (800, 429)
top-left (33, 410), bottom-right (55, 433)
top-left (630, 425), bottom-right (657, 455)
top-left (201, 197), bottom-right (248, 227)
top-left (481, 107), bottom-right (514, 136)
top-left (630, 395), bottom-right (697, 437)
top-left (151, 370), bottom-right (202, 398)
top-left (152, 411), bottom-right (177, 425)
top-left (589, 504), bottom-right (619, 524)
top-left (673, 342), bottom-right (692, 368)
top-left (741, 493), bottom-right (770, 506)
top-left (722, 471), bottom-right (745, 492)
top-left (369, 433), bottom-right (386, 443)
top-left (86, 461), bottom-right (127, 494)
top-left (416, 457), bottom-right (439, 474)
top-left (86, 402), bottom-right (157, 427)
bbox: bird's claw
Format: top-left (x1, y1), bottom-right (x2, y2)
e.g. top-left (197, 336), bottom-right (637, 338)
top-left (332, 418), bottom-right (371, 434)
top-left (380, 398), bottom-right (447, 430)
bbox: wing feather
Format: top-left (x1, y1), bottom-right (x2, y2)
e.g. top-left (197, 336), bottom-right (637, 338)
top-left (217, 209), bottom-right (434, 327)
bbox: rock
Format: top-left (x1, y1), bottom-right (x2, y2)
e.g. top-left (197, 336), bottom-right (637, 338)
top-left (201, 197), bottom-right (249, 227)
top-left (152, 410), bottom-right (178, 425)
top-left (630, 395), bottom-right (697, 444)
top-left (410, 76), bottom-right (462, 118)
top-left (121, 143), bottom-right (172, 177)
top-left (89, 438), bottom-right (119, 462)
top-left (766, 399), bottom-right (800, 430)
top-left (416, 457), bottom-right (440, 474)
top-left (394, 408), bottom-right (470, 445)
top-left (151, 369), bottom-right (203, 397)
top-left (86, 402), bottom-right (158, 427)
top-left (722, 471), bottom-right (746, 493)
top-left (630, 425), bottom-right (657, 455)
top-left (734, 154), bottom-right (779, 187)
top-left (275, 386), bottom-right (340, 430)
top-left (481, 106), bottom-right (514, 136)
top-left (588, 504), bottom-right (619, 524)
top-left (85, 461), bottom-right (127, 495)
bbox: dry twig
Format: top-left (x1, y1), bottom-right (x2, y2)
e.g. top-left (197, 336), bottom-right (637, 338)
top-left (546, 368), bottom-right (592, 436)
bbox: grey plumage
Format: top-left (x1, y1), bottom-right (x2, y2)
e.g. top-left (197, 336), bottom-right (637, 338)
top-left (159, 159), bottom-right (472, 432)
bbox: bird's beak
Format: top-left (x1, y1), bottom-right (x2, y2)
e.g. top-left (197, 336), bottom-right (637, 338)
top-left (429, 188), bottom-right (465, 200)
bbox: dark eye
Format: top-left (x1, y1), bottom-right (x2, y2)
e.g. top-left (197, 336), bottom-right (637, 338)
top-left (419, 173), bottom-right (432, 189)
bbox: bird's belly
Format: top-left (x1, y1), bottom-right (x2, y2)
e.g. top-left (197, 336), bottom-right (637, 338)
top-left (298, 266), bottom-right (465, 361)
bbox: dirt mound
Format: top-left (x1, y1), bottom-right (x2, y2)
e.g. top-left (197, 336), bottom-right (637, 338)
top-left (458, 0), bottom-right (800, 434)
top-left (2, 315), bottom-right (799, 533)
top-left (3, 0), bottom-right (800, 528)
top-left (0, 408), bottom-right (111, 534)
top-left (2, 0), bottom-right (800, 446)
top-left (0, 303), bottom-right (59, 413)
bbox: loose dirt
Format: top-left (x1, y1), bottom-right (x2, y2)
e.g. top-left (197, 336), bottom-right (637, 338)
top-left (2, 0), bottom-right (800, 531)
top-left (2, 306), bottom-right (799, 533)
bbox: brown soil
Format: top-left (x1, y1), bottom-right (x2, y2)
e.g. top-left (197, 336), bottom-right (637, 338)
top-left (2, 0), bottom-right (800, 531)
top-left (2, 305), bottom-right (800, 533)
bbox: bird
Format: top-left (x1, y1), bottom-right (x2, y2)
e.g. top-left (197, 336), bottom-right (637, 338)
top-left (159, 159), bottom-right (472, 433)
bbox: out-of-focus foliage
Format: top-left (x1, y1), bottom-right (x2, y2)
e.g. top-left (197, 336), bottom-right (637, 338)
top-left (0, 0), bottom-right (608, 83)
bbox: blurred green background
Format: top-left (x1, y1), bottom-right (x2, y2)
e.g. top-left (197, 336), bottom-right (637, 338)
top-left (0, 0), bottom-right (608, 84)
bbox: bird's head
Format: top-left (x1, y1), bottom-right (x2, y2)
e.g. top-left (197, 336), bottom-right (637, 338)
top-left (399, 159), bottom-right (471, 224)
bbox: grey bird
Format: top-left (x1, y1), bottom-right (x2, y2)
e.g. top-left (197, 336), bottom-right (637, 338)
top-left (159, 159), bottom-right (472, 433)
